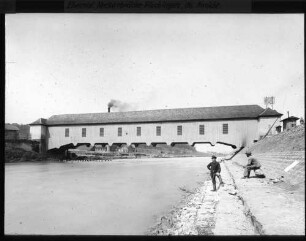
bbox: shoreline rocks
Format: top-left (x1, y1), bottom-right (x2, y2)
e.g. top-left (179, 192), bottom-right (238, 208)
top-left (149, 162), bottom-right (257, 236)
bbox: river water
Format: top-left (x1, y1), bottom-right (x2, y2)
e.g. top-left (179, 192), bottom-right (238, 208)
top-left (5, 157), bottom-right (210, 235)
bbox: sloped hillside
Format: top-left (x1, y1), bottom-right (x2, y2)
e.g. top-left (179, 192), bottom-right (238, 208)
top-left (232, 125), bottom-right (305, 188)
top-left (249, 125), bottom-right (305, 153)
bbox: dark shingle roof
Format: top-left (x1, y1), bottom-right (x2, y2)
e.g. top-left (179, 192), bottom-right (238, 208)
top-left (29, 118), bottom-right (47, 126)
top-left (5, 124), bottom-right (19, 131)
top-left (258, 108), bottom-right (283, 117)
top-left (281, 116), bottom-right (299, 122)
top-left (37, 105), bottom-right (282, 126)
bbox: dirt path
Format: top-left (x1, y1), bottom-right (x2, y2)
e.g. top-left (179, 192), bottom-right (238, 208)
top-left (225, 160), bottom-right (305, 235)
top-left (149, 162), bottom-right (256, 235)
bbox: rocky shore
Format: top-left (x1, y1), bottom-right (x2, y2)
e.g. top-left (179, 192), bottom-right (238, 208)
top-left (148, 162), bottom-right (256, 235)
top-left (148, 159), bottom-right (304, 235)
top-left (148, 125), bottom-right (305, 236)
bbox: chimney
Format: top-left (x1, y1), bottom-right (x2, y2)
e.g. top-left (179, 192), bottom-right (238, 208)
top-left (287, 111), bottom-right (289, 118)
top-left (108, 107), bottom-right (111, 113)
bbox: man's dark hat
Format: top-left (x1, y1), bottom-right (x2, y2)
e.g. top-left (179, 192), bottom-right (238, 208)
top-left (245, 151), bottom-right (252, 155)
top-left (211, 155), bottom-right (217, 159)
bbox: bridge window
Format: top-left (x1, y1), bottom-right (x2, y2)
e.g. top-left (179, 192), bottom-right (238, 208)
top-left (82, 128), bottom-right (86, 137)
top-left (137, 127), bottom-right (141, 136)
top-left (118, 127), bottom-right (122, 137)
top-left (177, 125), bottom-right (182, 135)
top-left (156, 126), bottom-right (161, 136)
top-left (222, 124), bottom-right (228, 134)
top-left (199, 125), bottom-right (205, 135)
top-left (100, 128), bottom-right (104, 137)
top-left (65, 128), bottom-right (69, 137)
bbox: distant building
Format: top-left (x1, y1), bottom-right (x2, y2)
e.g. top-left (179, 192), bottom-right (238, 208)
top-left (94, 144), bottom-right (103, 151)
top-left (281, 116), bottom-right (299, 131)
top-left (18, 125), bottom-right (31, 140)
top-left (29, 105), bottom-right (282, 153)
top-left (5, 124), bottom-right (20, 140)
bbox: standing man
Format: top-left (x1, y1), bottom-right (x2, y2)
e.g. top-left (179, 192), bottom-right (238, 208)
top-left (242, 151), bottom-right (261, 179)
top-left (207, 155), bottom-right (224, 192)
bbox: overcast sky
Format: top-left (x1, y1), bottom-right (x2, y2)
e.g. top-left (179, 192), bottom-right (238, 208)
top-left (5, 14), bottom-right (304, 124)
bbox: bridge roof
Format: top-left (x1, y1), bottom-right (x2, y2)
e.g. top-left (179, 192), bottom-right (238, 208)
top-left (257, 108), bottom-right (284, 117)
top-left (29, 118), bottom-right (47, 126)
top-left (30, 105), bottom-right (282, 126)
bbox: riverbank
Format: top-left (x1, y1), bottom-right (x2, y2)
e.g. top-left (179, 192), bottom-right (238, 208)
top-left (5, 142), bottom-right (218, 163)
top-left (148, 161), bottom-right (256, 235)
top-left (5, 147), bottom-right (54, 163)
top-left (150, 125), bottom-right (305, 235)
top-left (4, 150), bottom-right (210, 163)
top-left (224, 159), bottom-right (304, 235)
top-left (150, 159), bottom-right (304, 235)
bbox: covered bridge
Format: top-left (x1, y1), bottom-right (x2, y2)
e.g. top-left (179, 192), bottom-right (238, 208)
top-left (29, 105), bottom-right (282, 152)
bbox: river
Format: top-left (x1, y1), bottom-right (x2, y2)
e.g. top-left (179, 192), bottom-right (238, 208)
top-left (5, 157), bottom-right (211, 235)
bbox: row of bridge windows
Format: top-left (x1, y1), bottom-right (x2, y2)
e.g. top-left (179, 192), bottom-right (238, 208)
top-left (64, 124), bottom-right (229, 137)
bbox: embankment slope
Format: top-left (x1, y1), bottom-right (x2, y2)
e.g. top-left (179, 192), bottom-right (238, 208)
top-left (249, 124), bottom-right (304, 153)
top-left (236, 125), bottom-right (305, 186)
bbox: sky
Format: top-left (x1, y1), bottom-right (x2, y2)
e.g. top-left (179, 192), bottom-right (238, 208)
top-left (5, 14), bottom-right (304, 125)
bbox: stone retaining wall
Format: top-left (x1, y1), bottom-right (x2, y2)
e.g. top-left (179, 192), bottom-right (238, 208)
top-left (232, 151), bottom-right (305, 185)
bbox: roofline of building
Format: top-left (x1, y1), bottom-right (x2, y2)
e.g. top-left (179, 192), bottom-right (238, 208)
top-left (280, 117), bottom-right (300, 122)
top-left (48, 104), bottom-right (264, 117)
top-left (258, 108), bottom-right (283, 117)
top-left (258, 114), bottom-right (283, 118)
top-left (5, 124), bottom-right (20, 131)
top-left (40, 116), bottom-right (283, 127)
top-left (29, 123), bottom-right (48, 126)
top-left (28, 104), bottom-right (283, 127)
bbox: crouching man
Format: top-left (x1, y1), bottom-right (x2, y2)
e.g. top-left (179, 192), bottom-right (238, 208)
top-left (207, 155), bottom-right (224, 191)
top-left (242, 151), bottom-right (261, 179)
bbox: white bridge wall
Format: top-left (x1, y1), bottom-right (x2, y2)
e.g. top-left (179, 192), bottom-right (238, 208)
top-left (30, 125), bottom-right (47, 140)
top-left (46, 119), bottom-right (262, 150)
top-left (258, 117), bottom-right (281, 137)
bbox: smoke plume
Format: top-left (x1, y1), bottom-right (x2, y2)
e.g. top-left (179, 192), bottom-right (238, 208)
top-left (108, 99), bottom-right (135, 112)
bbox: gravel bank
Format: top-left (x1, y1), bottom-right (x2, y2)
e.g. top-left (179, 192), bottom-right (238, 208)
top-left (149, 162), bottom-right (256, 235)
